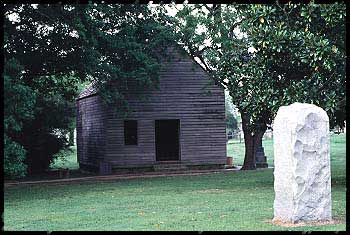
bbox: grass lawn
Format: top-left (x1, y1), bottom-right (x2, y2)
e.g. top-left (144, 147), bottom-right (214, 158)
top-left (4, 134), bottom-right (346, 231)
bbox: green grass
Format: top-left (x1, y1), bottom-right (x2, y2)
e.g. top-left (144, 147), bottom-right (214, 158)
top-left (227, 138), bottom-right (275, 167)
top-left (4, 134), bottom-right (346, 231)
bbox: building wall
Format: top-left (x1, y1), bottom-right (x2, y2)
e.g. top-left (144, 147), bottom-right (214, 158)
top-left (104, 49), bottom-right (226, 167)
top-left (76, 95), bottom-right (106, 170)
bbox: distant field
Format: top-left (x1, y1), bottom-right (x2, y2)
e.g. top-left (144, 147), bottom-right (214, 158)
top-left (227, 133), bottom-right (346, 170)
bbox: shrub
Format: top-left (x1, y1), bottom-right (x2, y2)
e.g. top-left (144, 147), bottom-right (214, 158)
top-left (24, 133), bottom-right (67, 174)
top-left (4, 135), bottom-right (27, 179)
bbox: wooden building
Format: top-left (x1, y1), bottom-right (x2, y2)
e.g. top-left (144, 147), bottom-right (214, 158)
top-left (76, 47), bottom-right (227, 173)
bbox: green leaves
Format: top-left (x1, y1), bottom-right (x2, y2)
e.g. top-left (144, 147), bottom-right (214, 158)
top-left (4, 58), bottom-right (36, 133)
top-left (175, 3), bottom-right (345, 131)
top-left (4, 134), bottom-right (27, 179)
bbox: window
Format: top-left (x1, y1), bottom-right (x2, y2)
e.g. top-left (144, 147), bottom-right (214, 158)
top-left (124, 120), bottom-right (138, 145)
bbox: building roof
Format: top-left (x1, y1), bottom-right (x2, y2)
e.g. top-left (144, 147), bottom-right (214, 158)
top-left (77, 82), bottom-right (99, 100)
top-left (77, 44), bottom-right (217, 101)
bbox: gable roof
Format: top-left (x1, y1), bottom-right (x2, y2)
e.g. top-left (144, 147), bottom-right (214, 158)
top-left (77, 82), bottom-right (98, 100)
top-left (77, 45), bottom-right (215, 101)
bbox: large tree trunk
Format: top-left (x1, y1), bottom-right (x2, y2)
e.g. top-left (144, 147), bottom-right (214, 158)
top-left (240, 112), bottom-right (255, 170)
top-left (240, 112), bottom-right (267, 170)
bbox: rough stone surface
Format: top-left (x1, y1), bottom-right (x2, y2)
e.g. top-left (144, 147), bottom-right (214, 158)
top-left (273, 102), bottom-right (332, 223)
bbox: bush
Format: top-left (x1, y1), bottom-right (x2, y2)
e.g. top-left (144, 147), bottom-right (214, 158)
top-left (4, 135), bottom-right (27, 179)
top-left (25, 133), bottom-right (67, 174)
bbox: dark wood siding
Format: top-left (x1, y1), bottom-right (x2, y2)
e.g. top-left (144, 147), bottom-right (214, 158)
top-left (104, 48), bottom-right (226, 167)
top-left (76, 95), bottom-right (106, 169)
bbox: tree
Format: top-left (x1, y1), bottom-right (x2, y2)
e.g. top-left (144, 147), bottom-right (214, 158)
top-left (225, 94), bottom-right (238, 133)
top-left (226, 111), bottom-right (238, 134)
top-left (4, 58), bottom-right (35, 178)
top-left (4, 4), bottom-right (174, 177)
top-left (171, 3), bottom-right (345, 170)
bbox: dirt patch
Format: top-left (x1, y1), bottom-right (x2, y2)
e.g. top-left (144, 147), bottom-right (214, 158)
top-left (264, 218), bottom-right (345, 227)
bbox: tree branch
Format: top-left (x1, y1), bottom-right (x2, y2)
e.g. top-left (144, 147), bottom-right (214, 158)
top-left (203, 4), bottom-right (211, 13)
top-left (228, 20), bottom-right (242, 40)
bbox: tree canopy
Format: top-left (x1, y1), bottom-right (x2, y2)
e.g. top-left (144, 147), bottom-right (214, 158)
top-left (172, 3), bottom-right (345, 169)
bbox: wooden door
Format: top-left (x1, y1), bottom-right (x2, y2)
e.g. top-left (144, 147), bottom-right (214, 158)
top-left (155, 120), bottom-right (180, 161)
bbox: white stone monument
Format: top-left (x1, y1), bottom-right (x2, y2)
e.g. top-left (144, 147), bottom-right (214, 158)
top-left (273, 102), bottom-right (332, 223)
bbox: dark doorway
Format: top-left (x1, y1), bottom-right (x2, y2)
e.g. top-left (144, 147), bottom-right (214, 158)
top-left (155, 120), bottom-right (180, 161)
